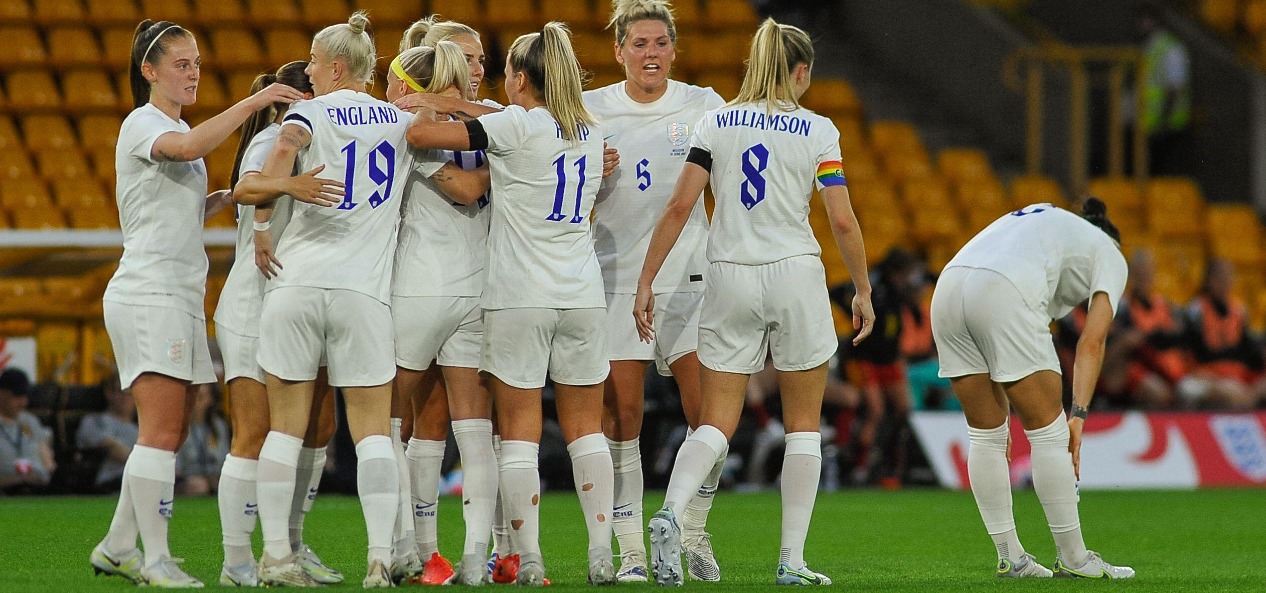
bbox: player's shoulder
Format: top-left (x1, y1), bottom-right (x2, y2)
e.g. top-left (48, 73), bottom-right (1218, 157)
top-left (122, 103), bottom-right (184, 132)
top-left (583, 81), bottom-right (622, 103)
top-left (674, 80), bottom-right (725, 106)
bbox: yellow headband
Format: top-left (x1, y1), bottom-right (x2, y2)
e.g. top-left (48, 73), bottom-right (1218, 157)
top-left (390, 55), bottom-right (426, 93)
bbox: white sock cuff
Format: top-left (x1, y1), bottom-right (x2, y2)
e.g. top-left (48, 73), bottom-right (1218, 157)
top-left (406, 438), bottom-right (446, 459)
top-left (221, 455), bottom-right (258, 481)
top-left (1025, 413), bottom-right (1070, 446)
top-left (452, 418), bottom-right (494, 435)
top-left (356, 435), bottom-right (396, 462)
top-left (606, 437), bottom-right (640, 452)
top-left (390, 417), bottom-right (402, 440)
top-left (784, 431), bottom-right (822, 458)
top-left (566, 433), bottom-right (609, 459)
top-left (309, 446), bottom-right (326, 467)
top-left (968, 421), bottom-right (1010, 450)
top-left (127, 445), bottom-right (176, 480)
top-left (500, 440), bottom-right (539, 470)
top-left (689, 424), bottom-right (729, 459)
top-left (261, 432), bottom-right (304, 464)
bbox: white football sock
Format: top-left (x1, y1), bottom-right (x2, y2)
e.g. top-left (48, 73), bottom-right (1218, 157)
top-left (499, 440), bottom-right (541, 556)
top-left (683, 429), bottom-right (726, 535)
top-left (258, 432), bottom-right (303, 560)
top-left (968, 421), bottom-right (1025, 561)
top-left (779, 432), bottom-right (821, 569)
top-left (356, 435), bottom-right (400, 565)
top-left (491, 435), bottom-right (511, 556)
top-left (406, 437), bottom-right (445, 558)
top-left (126, 445), bottom-right (176, 568)
top-left (1026, 413), bottom-right (1088, 567)
top-left (663, 425), bottom-right (728, 518)
top-left (390, 419), bottom-right (415, 556)
top-left (568, 433), bottom-right (614, 553)
top-left (218, 455), bottom-right (258, 566)
top-left (608, 437), bottom-right (645, 557)
top-left (104, 454), bottom-right (139, 555)
top-left (288, 445), bottom-right (324, 551)
top-left (453, 419), bottom-right (496, 558)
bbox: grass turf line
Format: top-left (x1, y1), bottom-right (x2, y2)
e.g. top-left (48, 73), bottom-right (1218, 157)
top-left (0, 489), bottom-right (1261, 591)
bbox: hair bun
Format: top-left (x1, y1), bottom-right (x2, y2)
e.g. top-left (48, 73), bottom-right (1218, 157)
top-left (348, 11), bottom-right (370, 35)
top-left (1081, 196), bottom-right (1108, 219)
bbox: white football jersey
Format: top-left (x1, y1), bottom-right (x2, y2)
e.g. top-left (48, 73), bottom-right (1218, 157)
top-left (477, 105), bottom-right (605, 309)
top-left (213, 124), bottom-right (295, 336)
top-left (946, 204), bottom-right (1128, 320)
top-left (267, 90), bottom-right (413, 304)
top-left (391, 143), bottom-right (487, 297)
top-left (691, 101), bottom-right (844, 266)
top-left (104, 103), bottom-right (210, 318)
top-left (585, 80), bottom-right (724, 294)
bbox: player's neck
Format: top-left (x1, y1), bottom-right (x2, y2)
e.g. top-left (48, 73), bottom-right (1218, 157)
top-left (624, 80), bottom-right (668, 104)
top-left (148, 96), bottom-right (182, 121)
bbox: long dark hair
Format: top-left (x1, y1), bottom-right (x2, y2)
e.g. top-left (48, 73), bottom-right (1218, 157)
top-left (129, 19), bottom-right (194, 109)
top-left (1080, 196), bottom-right (1121, 243)
top-left (230, 62), bottom-right (313, 187)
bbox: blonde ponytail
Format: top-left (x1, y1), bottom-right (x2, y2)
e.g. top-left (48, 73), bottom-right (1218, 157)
top-left (608, 0), bottom-right (677, 45)
top-left (313, 11), bottom-right (376, 84)
top-left (401, 15), bottom-right (480, 52)
top-left (509, 22), bottom-right (594, 143)
top-left (731, 18), bottom-right (813, 112)
top-left (394, 41), bottom-right (470, 94)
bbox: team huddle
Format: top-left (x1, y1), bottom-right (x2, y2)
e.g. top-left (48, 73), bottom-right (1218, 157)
top-left (84, 0), bottom-right (1134, 589)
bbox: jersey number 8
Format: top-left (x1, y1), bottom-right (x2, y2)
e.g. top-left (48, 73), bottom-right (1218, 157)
top-left (741, 143), bottom-right (770, 210)
top-left (337, 140), bottom-right (396, 210)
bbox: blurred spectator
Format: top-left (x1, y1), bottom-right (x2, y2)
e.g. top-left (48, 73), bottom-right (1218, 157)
top-left (76, 375), bottom-right (138, 492)
top-left (898, 267), bottom-right (955, 411)
top-left (176, 384), bottom-right (229, 495)
top-left (1177, 259), bottom-right (1265, 409)
top-left (1102, 248), bottom-right (1187, 408)
top-left (832, 248), bottom-right (917, 487)
top-left (1128, 4), bottom-right (1192, 176)
top-left (0, 369), bottom-right (55, 494)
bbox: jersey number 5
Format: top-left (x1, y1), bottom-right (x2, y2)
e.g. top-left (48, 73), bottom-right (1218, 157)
top-left (548, 154), bottom-right (587, 223)
top-left (741, 143), bottom-right (769, 210)
top-left (637, 158), bottom-right (651, 191)
top-left (337, 140), bottom-right (396, 210)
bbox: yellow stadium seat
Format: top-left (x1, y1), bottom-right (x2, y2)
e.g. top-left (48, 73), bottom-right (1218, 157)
top-left (693, 72), bottom-right (740, 102)
top-left (0, 150), bottom-right (36, 180)
top-left (87, 147), bottom-right (116, 184)
top-left (900, 176), bottom-right (954, 213)
top-left (36, 150), bottom-right (94, 181)
top-left (47, 28), bottom-right (103, 70)
top-left (0, 278), bottom-right (43, 302)
top-left (0, 117), bottom-right (20, 151)
top-left (937, 148), bottom-right (994, 186)
top-left (881, 149), bottom-right (933, 185)
top-left (33, 0), bottom-right (85, 26)
top-left (705, 0), bottom-right (761, 30)
top-left (86, 0), bottom-right (140, 27)
top-left (63, 70), bottom-right (121, 114)
top-left (1200, 0), bottom-right (1240, 34)
top-left (540, 0), bottom-right (595, 28)
top-left (68, 206), bottom-right (121, 229)
top-left (0, 84), bottom-right (7, 116)
top-left (36, 322), bottom-right (80, 382)
top-left (485, 0), bottom-right (540, 32)
top-left (0, 27), bottom-right (48, 69)
top-left (1087, 175), bottom-right (1143, 230)
top-left (667, 0), bottom-right (701, 28)
top-left (78, 114), bottom-right (123, 151)
top-left (800, 78), bottom-right (862, 119)
top-left (139, 0), bottom-right (192, 24)
top-left (298, 0), bottom-right (352, 31)
top-left (100, 27), bottom-right (135, 69)
top-left (966, 208), bottom-right (1005, 233)
top-left (12, 208), bottom-right (68, 230)
top-left (841, 151), bottom-right (881, 184)
top-left (1206, 204), bottom-right (1262, 266)
top-left (207, 28), bottom-right (265, 70)
top-left (859, 209), bottom-right (909, 265)
top-left (351, 0), bottom-right (420, 26)
top-left (205, 205), bottom-right (238, 228)
top-left (847, 179), bottom-right (898, 216)
top-left (909, 208), bottom-right (964, 246)
top-left (372, 27), bottom-right (406, 58)
top-left (0, 0), bottom-right (31, 24)
top-left (191, 0), bottom-right (245, 26)
top-left (246, 0), bottom-right (299, 27)
top-left (21, 115), bottom-right (79, 152)
top-left (425, 0), bottom-right (484, 31)
top-left (54, 178), bottom-right (111, 210)
top-left (225, 71), bottom-right (263, 104)
top-left (5, 71), bottom-right (63, 112)
top-left (835, 118), bottom-right (866, 155)
top-left (1009, 174), bottom-right (1064, 208)
top-left (870, 120), bottom-right (924, 154)
top-left (1247, 0), bottom-right (1266, 35)
top-left (263, 29), bottom-right (311, 67)
top-left (1155, 239), bottom-right (1207, 291)
top-left (1146, 177), bottom-right (1205, 239)
top-left (1, 179), bottom-right (52, 209)
top-left (954, 178), bottom-right (1010, 216)
top-left (681, 31), bottom-right (749, 73)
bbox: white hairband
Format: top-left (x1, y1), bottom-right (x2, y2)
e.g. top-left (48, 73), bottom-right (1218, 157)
top-left (141, 24), bottom-right (184, 64)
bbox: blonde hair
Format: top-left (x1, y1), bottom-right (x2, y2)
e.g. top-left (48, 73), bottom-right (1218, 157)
top-left (731, 18), bottom-right (813, 111)
top-left (608, 0), bottom-right (677, 45)
top-left (401, 15), bottom-right (479, 52)
top-left (313, 11), bottom-right (376, 84)
top-left (396, 41), bottom-right (470, 94)
top-left (509, 22), bottom-right (595, 142)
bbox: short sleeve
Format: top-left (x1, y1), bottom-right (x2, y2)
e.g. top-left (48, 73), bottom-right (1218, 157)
top-left (477, 106), bottom-right (526, 154)
top-left (122, 107), bottom-right (183, 163)
top-left (479, 98), bottom-right (506, 110)
top-left (239, 127), bottom-right (277, 176)
top-left (703, 89), bottom-right (726, 110)
top-left (1092, 246), bottom-right (1129, 318)
top-left (410, 148), bottom-right (448, 179)
top-left (688, 111), bottom-right (713, 154)
top-left (282, 99), bottom-right (319, 136)
top-left (813, 122), bottom-right (846, 190)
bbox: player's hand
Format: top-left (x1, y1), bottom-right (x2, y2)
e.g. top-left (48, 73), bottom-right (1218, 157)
top-left (254, 230), bottom-right (283, 279)
top-left (602, 143), bottom-right (620, 178)
top-left (287, 164), bottom-right (344, 207)
top-left (851, 292), bottom-right (876, 345)
top-left (249, 83), bottom-right (305, 110)
top-left (633, 286), bottom-right (656, 343)
top-left (394, 93), bottom-right (451, 115)
top-left (1068, 415), bottom-right (1084, 480)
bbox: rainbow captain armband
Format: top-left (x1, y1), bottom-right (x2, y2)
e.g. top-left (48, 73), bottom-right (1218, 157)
top-left (816, 161), bottom-right (847, 188)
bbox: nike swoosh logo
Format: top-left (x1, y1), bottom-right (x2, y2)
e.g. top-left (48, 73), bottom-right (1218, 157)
top-left (105, 552), bottom-right (123, 568)
top-left (613, 503), bottom-right (634, 511)
top-left (159, 499), bottom-right (173, 505)
top-left (244, 503), bottom-right (258, 509)
top-left (414, 501), bottom-right (437, 510)
top-left (308, 487), bottom-right (318, 493)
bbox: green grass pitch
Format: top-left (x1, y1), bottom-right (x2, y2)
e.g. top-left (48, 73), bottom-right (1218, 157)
top-left (1, 489), bottom-right (1261, 592)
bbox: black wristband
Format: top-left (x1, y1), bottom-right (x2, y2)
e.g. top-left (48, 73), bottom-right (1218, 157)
top-left (1070, 405), bottom-right (1088, 420)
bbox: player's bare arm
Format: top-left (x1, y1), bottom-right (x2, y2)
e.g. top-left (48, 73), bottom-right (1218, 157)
top-left (429, 161), bottom-right (491, 205)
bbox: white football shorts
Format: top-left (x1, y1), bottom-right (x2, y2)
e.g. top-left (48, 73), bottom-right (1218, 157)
top-left (104, 301), bottom-right (216, 390)
top-left (481, 307), bottom-right (609, 389)
top-left (392, 295), bottom-right (483, 371)
top-left (258, 287), bottom-right (396, 387)
top-left (605, 291), bottom-right (701, 376)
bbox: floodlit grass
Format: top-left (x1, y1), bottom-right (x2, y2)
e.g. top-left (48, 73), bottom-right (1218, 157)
top-left (1, 488), bottom-right (1261, 591)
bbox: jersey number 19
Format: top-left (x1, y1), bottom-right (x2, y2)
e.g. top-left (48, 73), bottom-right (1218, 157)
top-left (337, 140), bottom-right (396, 211)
